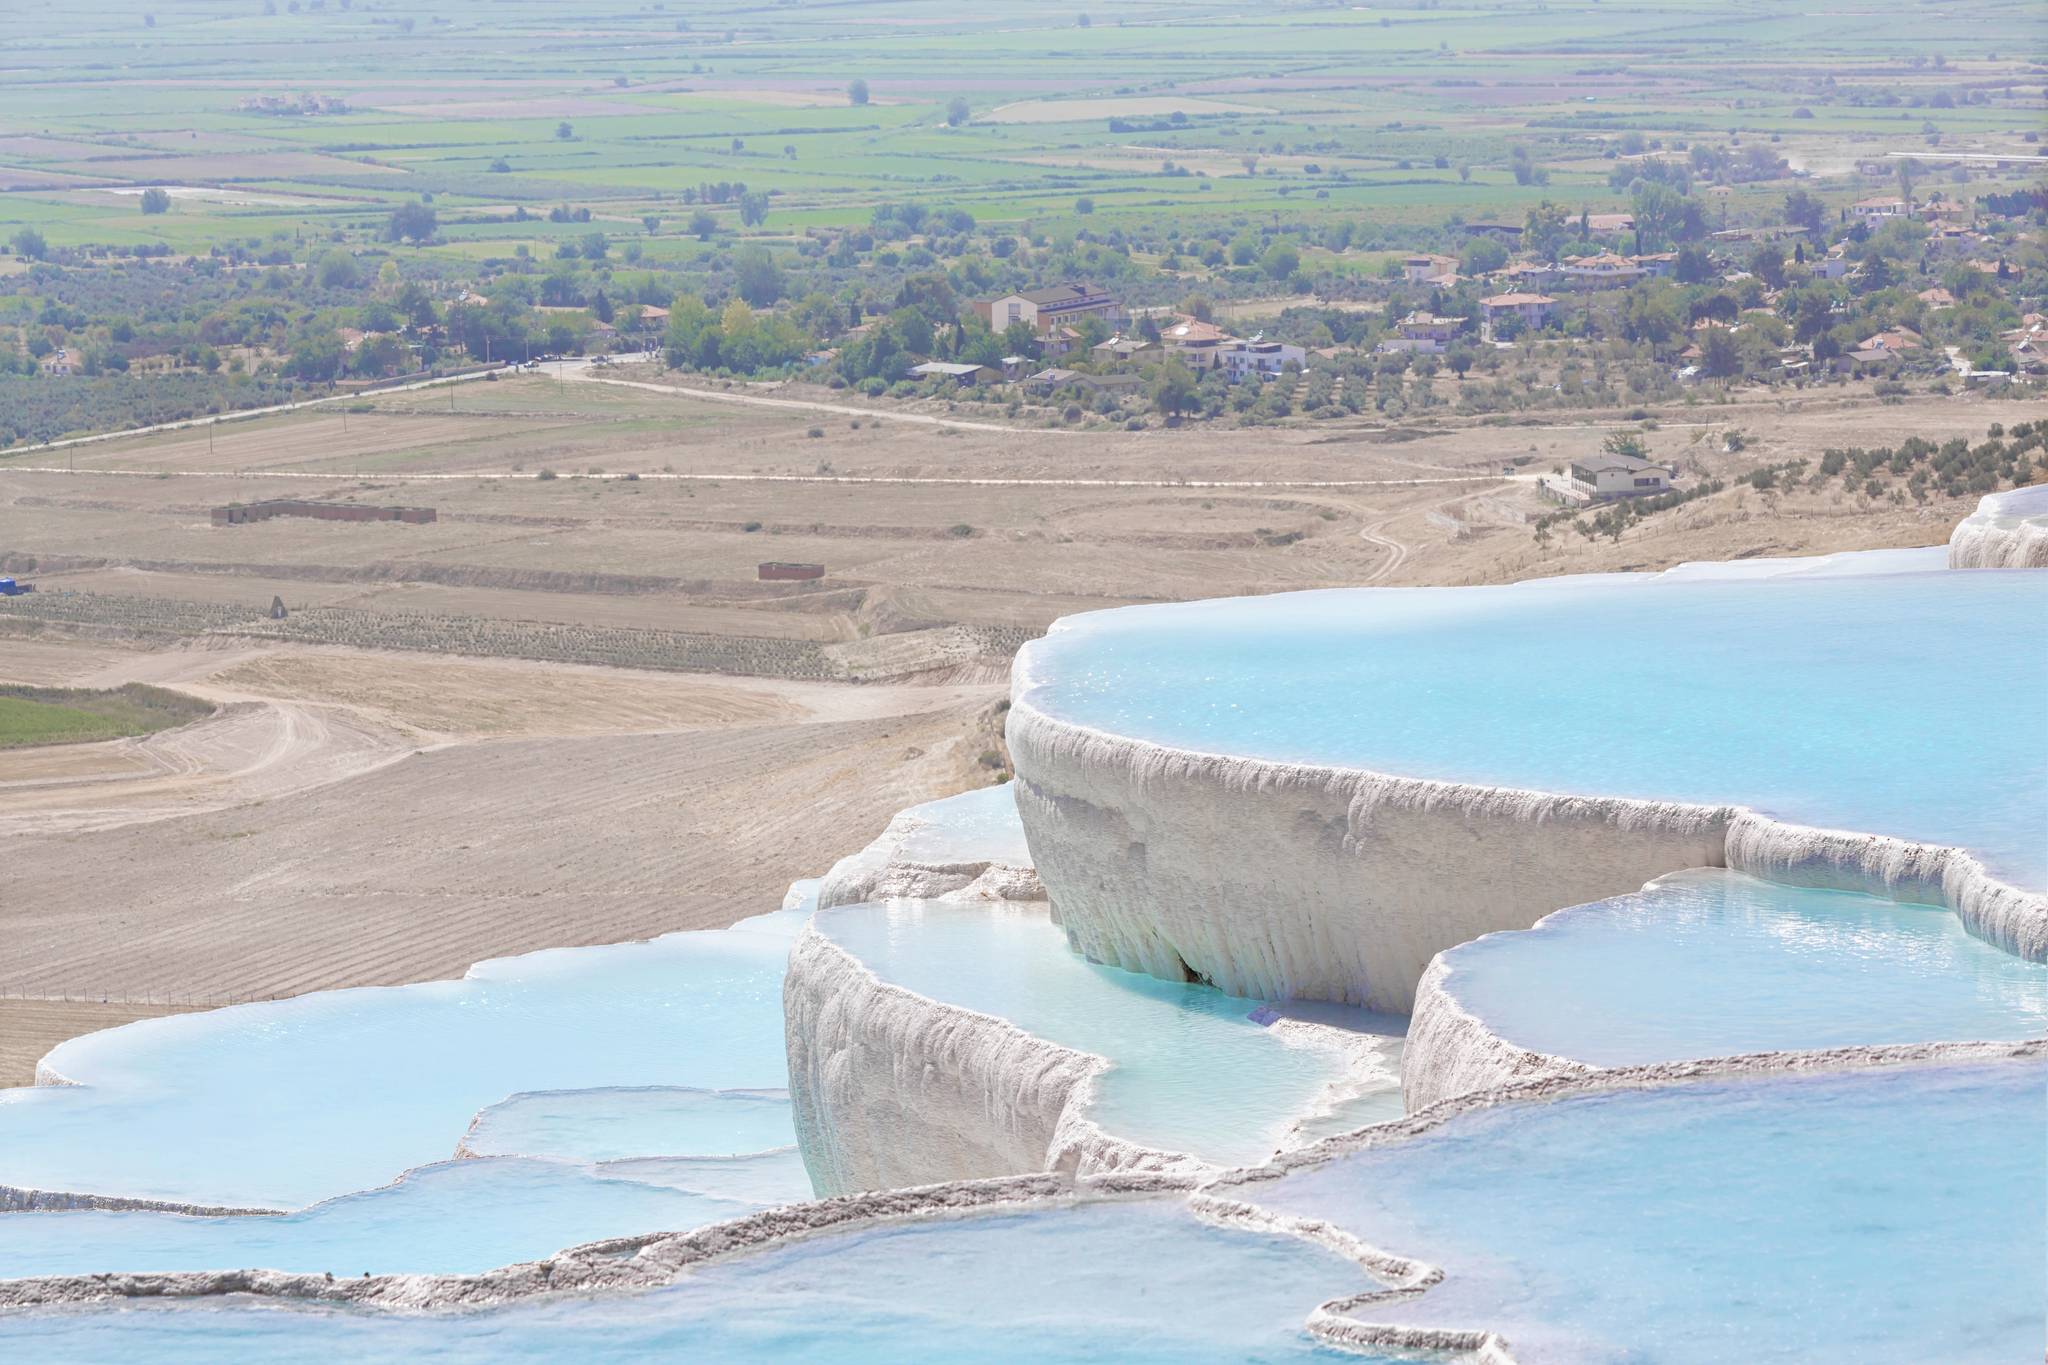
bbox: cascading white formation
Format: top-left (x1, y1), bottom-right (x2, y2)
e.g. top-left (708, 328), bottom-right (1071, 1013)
top-left (784, 788), bottom-right (1398, 1196)
top-left (786, 788), bottom-right (1102, 1195)
top-left (1948, 485), bottom-right (2048, 568)
top-left (1007, 521), bottom-right (2046, 1019)
top-left (1005, 711), bottom-right (1729, 1013)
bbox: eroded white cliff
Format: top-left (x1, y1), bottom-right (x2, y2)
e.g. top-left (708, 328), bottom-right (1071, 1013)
top-left (1725, 810), bottom-right (2046, 961)
top-left (816, 786), bottom-right (1044, 911)
top-left (1007, 700), bottom-right (1731, 1013)
top-left (1401, 957), bottom-right (1593, 1112)
top-left (1948, 486), bottom-right (2048, 569)
top-left (783, 927), bottom-right (1206, 1196)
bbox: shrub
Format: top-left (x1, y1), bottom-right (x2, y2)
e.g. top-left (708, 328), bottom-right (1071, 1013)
top-left (806, 426), bottom-right (824, 438)
top-left (742, 520), bottom-right (763, 532)
top-left (536, 468), bottom-right (558, 480)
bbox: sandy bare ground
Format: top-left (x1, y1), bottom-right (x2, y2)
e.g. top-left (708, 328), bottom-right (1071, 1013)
top-left (0, 640), bottom-right (983, 837)
top-left (0, 704), bottom-right (996, 1001)
top-left (0, 636), bottom-right (1002, 1080)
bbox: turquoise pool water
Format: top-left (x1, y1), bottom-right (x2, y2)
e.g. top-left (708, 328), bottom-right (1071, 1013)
top-left (0, 912), bottom-right (806, 1213)
top-left (1019, 569), bottom-right (2048, 888)
top-left (1255, 1059), bottom-right (2045, 1364)
top-left (892, 781), bottom-right (1035, 867)
top-left (0, 1158), bottom-right (755, 1280)
top-left (0, 1200), bottom-right (1384, 1364)
top-left (815, 900), bottom-right (1401, 1166)
top-left (463, 1088), bottom-right (797, 1163)
top-left (1439, 870), bottom-right (2047, 1066)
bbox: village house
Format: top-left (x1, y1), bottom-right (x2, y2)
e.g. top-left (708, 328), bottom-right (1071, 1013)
top-left (1565, 451), bottom-right (1675, 501)
top-left (1159, 316), bottom-right (1238, 370)
top-left (1554, 252), bottom-right (1646, 289)
top-left (1401, 253), bottom-right (1461, 285)
top-left (1379, 310), bottom-right (1467, 355)
top-left (1461, 220), bottom-right (1524, 241)
top-left (1584, 212), bottom-right (1635, 235)
top-left (1859, 327), bottom-right (1923, 355)
top-left (1849, 196), bottom-right (1912, 221)
top-left (1039, 325), bottom-right (1085, 360)
top-left (2005, 317), bottom-right (2047, 375)
top-left (1221, 337), bottom-right (1306, 382)
top-left (1092, 334), bottom-right (1160, 367)
top-left (1814, 247), bottom-right (1852, 280)
top-left (907, 360), bottom-right (996, 386)
top-left (973, 282), bottom-right (1120, 335)
top-left (1480, 292), bottom-right (1556, 338)
top-left (1632, 252), bottom-right (1679, 279)
top-left (1494, 260), bottom-right (1555, 289)
top-left (1025, 367), bottom-right (1144, 396)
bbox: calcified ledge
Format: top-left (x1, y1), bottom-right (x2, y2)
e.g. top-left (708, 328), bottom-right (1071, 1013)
top-left (1402, 954), bottom-right (1592, 1113)
top-left (0, 1169), bottom-right (1197, 1312)
top-left (1006, 700), bottom-right (2044, 1014)
top-left (784, 927), bottom-right (1211, 1197)
top-left (1948, 488), bottom-right (2048, 569)
top-left (0, 1187), bottom-right (282, 1218)
top-left (1202, 1037), bottom-right (2044, 1364)
top-left (815, 801), bottom-right (1044, 913)
top-left (786, 917), bottom-right (1393, 1197)
top-left (1404, 838), bottom-right (2048, 1109)
top-left (7, 1043), bottom-right (2030, 1365)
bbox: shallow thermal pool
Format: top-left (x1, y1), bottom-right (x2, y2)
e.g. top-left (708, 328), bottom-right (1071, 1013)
top-left (815, 899), bottom-right (1403, 1166)
top-left (1018, 565), bottom-right (2048, 889)
top-left (0, 900), bottom-right (815, 1236)
top-left (1436, 869), bottom-right (2048, 1067)
top-left (889, 780), bottom-right (1036, 867)
top-left (0, 1199), bottom-right (1388, 1364)
top-left (1252, 1058), bottom-right (2045, 1364)
top-left (0, 1157), bottom-right (764, 1281)
top-left (462, 1087), bottom-right (798, 1164)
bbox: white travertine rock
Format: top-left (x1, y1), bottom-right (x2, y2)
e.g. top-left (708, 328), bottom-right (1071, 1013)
top-left (1948, 486), bottom-right (2048, 569)
top-left (1007, 699), bottom-right (1731, 1013)
top-left (1724, 810), bottom-right (2046, 961)
top-left (1008, 703), bottom-right (2046, 1014)
top-left (783, 928), bottom-right (1209, 1197)
top-left (816, 787), bottom-right (1044, 912)
top-left (1401, 957), bottom-right (1593, 1112)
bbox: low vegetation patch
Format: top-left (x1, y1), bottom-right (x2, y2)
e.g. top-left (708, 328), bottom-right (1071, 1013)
top-left (0, 684), bottom-right (214, 749)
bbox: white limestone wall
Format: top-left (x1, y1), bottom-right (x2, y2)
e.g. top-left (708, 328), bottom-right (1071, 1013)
top-left (1401, 828), bottom-right (2046, 1107)
top-left (1724, 810), bottom-right (2045, 961)
top-left (1009, 700), bottom-right (2046, 1017)
top-left (815, 794), bottom-right (1043, 912)
top-left (1401, 956), bottom-right (1593, 1112)
top-left (783, 928), bottom-right (1206, 1197)
top-left (1006, 700), bottom-right (1731, 1014)
top-left (1947, 487), bottom-right (2048, 569)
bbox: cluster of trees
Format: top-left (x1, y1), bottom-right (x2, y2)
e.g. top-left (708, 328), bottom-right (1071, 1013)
top-left (662, 295), bottom-right (811, 372)
top-left (1814, 422), bottom-right (2041, 500)
top-left (0, 372), bottom-right (299, 447)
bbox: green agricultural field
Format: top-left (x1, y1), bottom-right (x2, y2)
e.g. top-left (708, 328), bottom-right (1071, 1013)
top-left (0, 684), bottom-right (215, 749)
top-left (0, 0), bottom-right (2037, 253)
